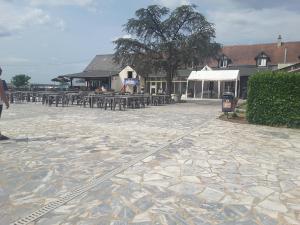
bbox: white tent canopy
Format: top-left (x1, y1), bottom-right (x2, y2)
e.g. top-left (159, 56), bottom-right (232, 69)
top-left (186, 67), bottom-right (240, 99)
top-left (188, 70), bottom-right (240, 81)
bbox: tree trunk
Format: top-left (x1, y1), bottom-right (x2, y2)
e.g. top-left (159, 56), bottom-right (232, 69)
top-left (166, 72), bottom-right (173, 95)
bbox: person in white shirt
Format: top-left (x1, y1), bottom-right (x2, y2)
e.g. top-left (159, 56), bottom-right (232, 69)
top-left (0, 67), bottom-right (10, 140)
top-left (101, 86), bottom-right (107, 92)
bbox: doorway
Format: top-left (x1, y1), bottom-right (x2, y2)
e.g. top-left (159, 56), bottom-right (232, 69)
top-left (150, 82), bottom-right (156, 94)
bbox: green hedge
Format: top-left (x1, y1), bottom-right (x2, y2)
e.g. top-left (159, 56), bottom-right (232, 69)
top-left (246, 71), bottom-right (300, 128)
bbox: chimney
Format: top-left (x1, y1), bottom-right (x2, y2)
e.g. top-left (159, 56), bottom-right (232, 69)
top-left (284, 48), bottom-right (287, 64)
top-left (277, 35), bottom-right (282, 47)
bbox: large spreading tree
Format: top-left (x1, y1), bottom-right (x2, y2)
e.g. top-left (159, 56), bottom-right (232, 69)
top-left (113, 4), bottom-right (221, 93)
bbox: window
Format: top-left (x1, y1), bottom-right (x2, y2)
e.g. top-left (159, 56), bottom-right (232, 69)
top-left (218, 54), bottom-right (231, 68)
top-left (162, 82), bottom-right (166, 92)
top-left (224, 81), bottom-right (234, 92)
top-left (181, 82), bottom-right (187, 94)
top-left (157, 82), bottom-right (162, 89)
top-left (257, 58), bottom-right (267, 67)
top-left (174, 82), bottom-right (180, 94)
top-left (209, 81), bottom-right (214, 91)
top-left (221, 59), bottom-right (228, 68)
top-left (127, 71), bottom-right (133, 78)
top-left (256, 52), bottom-right (269, 67)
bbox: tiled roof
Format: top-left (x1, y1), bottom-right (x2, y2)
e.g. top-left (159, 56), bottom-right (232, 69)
top-left (84, 54), bottom-right (122, 72)
top-left (210, 41), bottom-right (300, 67)
top-left (59, 41), bottom-right (300, 80)
top-left (60, 54), bottom-right (121, 79)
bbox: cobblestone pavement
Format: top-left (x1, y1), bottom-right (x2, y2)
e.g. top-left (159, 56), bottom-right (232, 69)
top-left (0, 103), bottom-right (299, 225)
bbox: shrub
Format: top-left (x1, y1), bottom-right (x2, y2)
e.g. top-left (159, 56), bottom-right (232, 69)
top-left (231, 112), bottom-right (238, 118)
top-left (246, 71), bottom-right (300, 128)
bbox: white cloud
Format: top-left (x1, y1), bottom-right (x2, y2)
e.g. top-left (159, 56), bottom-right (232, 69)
top-left (28, 0), bottom-right (96, 7)
top-left (0, 57), bottom-right (30, 64)
top-left (154, 0), bottom-right (190, 8)
top-left (0, 2), bottom-right (51, 37)
top-left (208, 7), bottom-right (300, 44)
top-left (28, 0), bottom-right (99, 13)
top-left (149, 0), bottom-right (300, 44)
top-left (56, 19), bottom-right (66, 31)
top-left (0, 1), bottom-right (66, 37)
top-left (122, 34), bottom-right (132, 39)
top-left (111, 34), bottom-right (132, 42)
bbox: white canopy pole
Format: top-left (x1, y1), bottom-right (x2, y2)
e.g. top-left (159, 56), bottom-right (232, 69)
top-left (201, 80), bottom-right (204, 99)
top-left (218, 81), bottom-right (221, 99)
top-left (193, 81), bottom-right (196, 98)
top-left (166, 82), bottom-right (168, 94)
top-left (235, 78), bottom-right (238, 97)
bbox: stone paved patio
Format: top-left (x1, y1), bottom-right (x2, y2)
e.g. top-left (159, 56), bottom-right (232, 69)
top-left (0, 103), bottom-right (299, 225)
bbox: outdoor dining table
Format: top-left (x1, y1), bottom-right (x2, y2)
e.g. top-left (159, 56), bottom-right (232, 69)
top-left (83, 94), bottom-right (151, 110)
top-left (120, 94), bottom-right (152, 109)
top-left (98, 95), bottom-right (142, 110)
top-left (119, 95), bottom-right (142, 109)
top-left (84, 94), bottom-right (112, 108)
top-left (42, 93), bottom-right (69, 107)
top-left (16, 91), bottom-right (171, 109)
top-left (104, 96), bottom-right (125, 110)
top-left (9, 91), bottom-right (39, 103)
top-left (150, 94), bottom-right (171, 105)
top-left (66, 93), bottom-right (81, 105)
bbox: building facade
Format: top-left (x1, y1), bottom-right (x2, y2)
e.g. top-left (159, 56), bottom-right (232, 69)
top-left (210, 36), bottom-right (300, 98)
top-left (58, 36), bottom-right (300, 98)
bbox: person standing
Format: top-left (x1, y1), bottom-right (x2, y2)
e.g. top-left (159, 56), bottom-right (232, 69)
top-left (0, 67), bottom-right (10, 140)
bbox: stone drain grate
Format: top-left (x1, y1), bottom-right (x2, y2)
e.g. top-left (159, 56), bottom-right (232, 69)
top-left (0, 136), bottom-right (69, 144)
top-left (14, 136), bottom-right (69, 143)
top-left (10, 121), bottom-right (209, 225)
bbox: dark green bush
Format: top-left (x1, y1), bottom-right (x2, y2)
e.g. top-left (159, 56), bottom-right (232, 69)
top-left (246, 71), bottom-right (300, 128)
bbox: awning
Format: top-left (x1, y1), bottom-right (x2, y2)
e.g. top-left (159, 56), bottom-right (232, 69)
top-left (188, 70), bottom-right (240, 81)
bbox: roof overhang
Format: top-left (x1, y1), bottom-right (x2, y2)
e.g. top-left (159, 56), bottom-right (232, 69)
top-left (60, 70), bottom-right (119, 79)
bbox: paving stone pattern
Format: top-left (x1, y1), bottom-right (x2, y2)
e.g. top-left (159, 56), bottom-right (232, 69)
top-left (0, 103), bottom-right (299, 225)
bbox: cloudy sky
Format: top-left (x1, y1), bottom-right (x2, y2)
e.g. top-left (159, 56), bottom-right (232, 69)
top-left (0, 0), bottom-right (299, 83)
